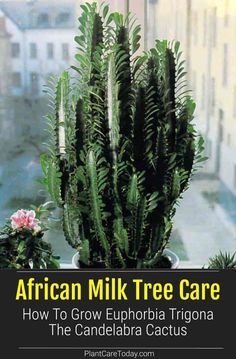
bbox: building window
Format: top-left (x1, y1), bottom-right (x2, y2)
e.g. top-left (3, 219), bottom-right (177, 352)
top-left (201, 74), bottom-right (205, 110)
top-left (30, 72), bottom-right (39, 95)
top-left (56, 12), bottom-right (70, 25)
top-left (212, 7), bottom-right (217, 47)
top-left (175, 9), bottom-right (179, 40)
top-left (193, 11), bottom-right (198, 45)
top-left (206, 138), bottom-right (212, 158)
top-left (37, 13), bottom-right (50, 27)
top-left (233, 86), bottom-right (236, 118)
top-left (224, 0), bottom-right (229, 27)
top-left (47, 43), bottom-right (54, 59)
top-left (211, 77), bottom-right (215, 115)
top-left (11, 43), bottom-right (20, 58)
top-left (29, 9), bottom-right (37, 27)
top-left (12, 72), bottom-right (21, 88)
top-left (203, 9), bottom-right (207, 46)
top-left (223, 43), bottom-right (228, 86)
top-left (191, 71), bottom-right (197, 93)
top-left (234, 165), bottom-right (236, 190)
top-left (62, 43), bottom-right (69, 61)
top-left (30, 43), bottom-right (37, 59)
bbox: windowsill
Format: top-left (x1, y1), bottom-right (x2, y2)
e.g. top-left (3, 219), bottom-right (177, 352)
top-left (60, 263), bottom-right (75, 269)
top-left (59, 261), bottom-right (201, 269)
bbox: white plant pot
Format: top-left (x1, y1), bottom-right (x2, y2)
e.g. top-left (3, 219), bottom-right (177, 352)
top-left (163, 248), bottom-right (179, 269)
top-left (72, 248), bottom-right (179, 269)
top-left (72, 252), bottom-right (80, 268)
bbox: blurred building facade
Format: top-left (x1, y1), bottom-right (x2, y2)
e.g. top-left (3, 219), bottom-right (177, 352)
top-left (0, 0), bottom-right (145, 98)
top-left (147, 0), bottom-right (236, 224)
top-left (0, 15), bottom-right (12, 142)
top-left (0, 16), bottom-right (10, 96)
top-left (0, 0), bottom-right (78, 97)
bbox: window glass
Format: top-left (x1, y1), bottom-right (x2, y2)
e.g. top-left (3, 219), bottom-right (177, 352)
top-left (201, 74), bottom-right (205, 110)
top-left (211, 77), bottom-right (215, 115)
top-left (56, 12), bottom-right (70, 25)
top-left (212, 7), bottom-right (217, 47)
top-left (47, 43), bottom-right (54, 59)
top-left (203, 9), bottom-right (207, 46)
top-left (233, 86), bottom-right (236, 118)
top-left (30, 72), bottom-right (39, 95)
top-left (223, 43), bottom-right (228, 86)
top-left (12, 72), bottom-right (21, 88)
top-left (62, 43), bottom-right (69, 61)
top-left (11, 42), bottom-right (20, 58)
top-left (1, 0), bottom-right (235, 267)
top-left (37, 13), bottom-right (50, 27)
top-left (30, 43), bottom-right (37, 59)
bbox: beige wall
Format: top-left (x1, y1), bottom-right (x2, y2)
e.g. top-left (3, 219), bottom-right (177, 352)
top-left (147, 0), bottom-right (236, 196)
top-left (190, 0), bottom-right (236, 194)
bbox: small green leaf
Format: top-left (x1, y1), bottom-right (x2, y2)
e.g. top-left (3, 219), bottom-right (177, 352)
top-left (46, 257), bottom-right (60, 269)
top-left (174, 41), bottom-right (180, 54)
top-left (106, 13), bottom-right (114, 25)
top-left (18, 240), bottom-right (26, 255)
top-left (40, 153), bottom-right (49, 176)
top-left (75, 53), bottom-right (90, 68)
top-left (80, 4), bottom-right (89, 13)
top-left (103, 4), bottom-right (109, 19)
top-left (197, 156), bottom-right (208, 163)
top-left (79, 240), bottom-right (90, 265)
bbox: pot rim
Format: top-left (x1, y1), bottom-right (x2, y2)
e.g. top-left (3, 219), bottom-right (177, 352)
top-left (72, 248), bottom-right (179, 269)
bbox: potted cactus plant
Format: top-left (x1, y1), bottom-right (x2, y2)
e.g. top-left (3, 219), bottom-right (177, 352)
top-left (41, 2), bottom-right (205, 268)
